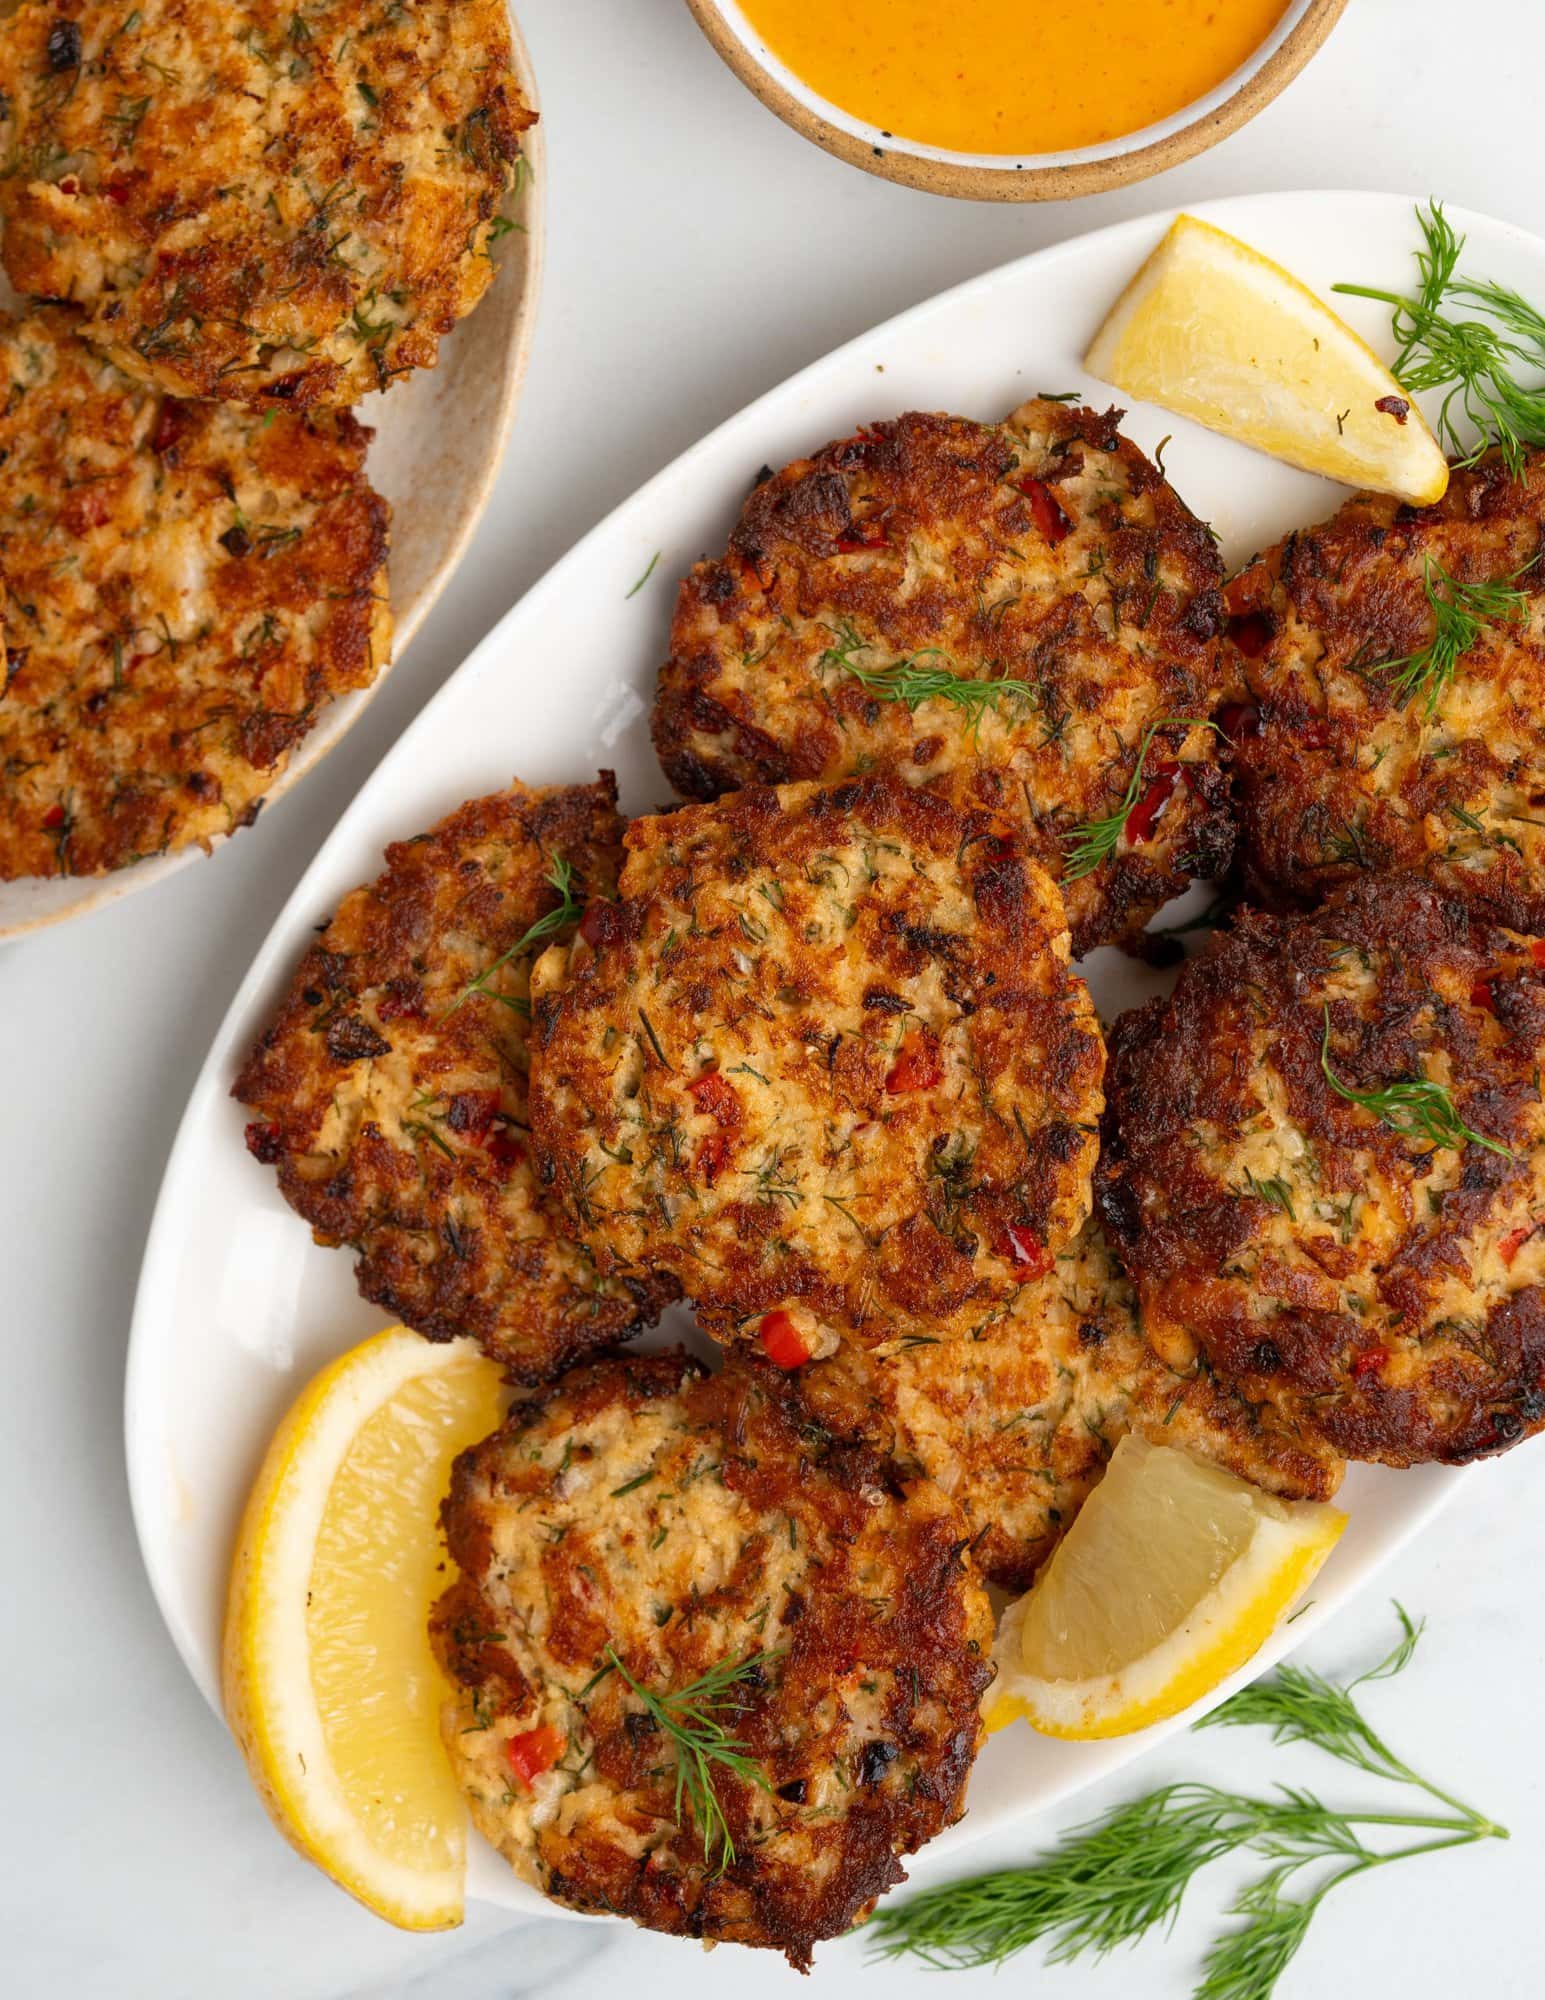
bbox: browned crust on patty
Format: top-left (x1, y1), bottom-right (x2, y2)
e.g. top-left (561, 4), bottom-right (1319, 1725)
top-left (0, 0), bottom-right (533, 407)
top-left (1098, 876), bottom-right (1545, 1465)
top-left (800, 1220), bottom-right (1343, 1592)
top-left (653, 401), bottom-right (1234, 956)
top-left (430, 1350), bottom-right (994, 1967)
top-left (0, 308), bottom-right (390, 879)
top-left (528, 776), bottom-right (1105, 1352)
top-left (233, 777), bottom-right (679, 1381)
top-left (1224, 449), bottom-right (1545, 932)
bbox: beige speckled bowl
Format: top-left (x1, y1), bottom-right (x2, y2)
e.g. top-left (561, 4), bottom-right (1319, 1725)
top-left (685, 0), bottom-right (1348, 202)
top-left (0, 11), bottom-right (545, 942)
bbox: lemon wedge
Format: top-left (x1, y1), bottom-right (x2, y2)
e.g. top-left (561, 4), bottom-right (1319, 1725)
top-left (223, 1328), bottom-right (506, 1929)
top-left (1084, 214), bottom-right (1449, 505)
top-left (986, 1435), bottom-right (1345, 1740)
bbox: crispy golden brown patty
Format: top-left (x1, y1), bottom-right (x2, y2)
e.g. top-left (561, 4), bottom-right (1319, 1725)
top-left (800, 1220), bottom-right (1344, 1592)
top-left (528, 777), bottom-right (1105, 1355)
top-left (1098, 876), bottom-right (1545, 1466)
top-left (0, 308), bottom-right (389, 880)
top-left (653, 401), bottom-right (1233, 956)
top-left (233, 778), bottom-right (678, 1381)
top-left (0, 0), bottom-right (531, 406)
top-left (430, 1350), bottom-right (993, 1967)
top-left (1224, 449), bottom-right (1545, 932)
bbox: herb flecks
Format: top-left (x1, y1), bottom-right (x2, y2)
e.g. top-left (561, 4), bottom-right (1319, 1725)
top-left (1377, 553), bottom-right (1534, 716)
top-left (440, 854), bottom-right (580, 1020)
top-left (1320, 1004), bottom-right (1513, 1157)
top-left (1241, 1168), bottom-right (1297, 1219)
top-left (604, 1646), bottom-right (781, 1873)
top-left (626, 550), bottom-right (662, 599)
top-left (819, 618), bottom-right (1034, 730)
top-left (1335, 201), bottom-right (1545, 473)
top-left (1062, 717), bottom-right (1217, 882)
top-left (867, 1606), bottom-right (1504, 1994)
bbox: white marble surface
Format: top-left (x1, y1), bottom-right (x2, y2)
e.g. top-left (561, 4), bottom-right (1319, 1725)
top-left (6, 1), bottom-right (1545, 1993)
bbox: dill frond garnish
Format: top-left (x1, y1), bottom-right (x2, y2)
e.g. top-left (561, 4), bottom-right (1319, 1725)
top-left (1061, 717), bottom-right (1218, 881)
top-left (819, 617), bottom-right (1034, 729)
top-left (1195, 1602), bottom-right (1430, 1776)
top-left (1335, 200), bottom-right (1545, 473)
top-left (1376, 552), bottom-right (1534, 716)
top-left (1320, 1004), bottom-right (1513, 1157)
top-left (603, 1646), bottom-right (781, 1873)
top-left (867, 1606), bottom-right (1504, 1994)
top-left (440, 853), bottom-right (580, 1020)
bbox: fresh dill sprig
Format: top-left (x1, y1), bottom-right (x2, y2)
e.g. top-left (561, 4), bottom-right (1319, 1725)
top-left (1320, 1003), bottom-right (1513, 1157)
top-left (1377, 553), bottom-right (1534, 716)
top-left (440, 853), bottom-right (580, 1020)
top-left (1334, 200), bottom-right (1545, 472)
top-left (866, 1606), bottom-right (1505, 1995)
top-left (819, 618), bottom-right (1034, 729)
top-left (1197, 1604), bottom-right (1447, 1793)
top-left (603, 1646), bottom-right (781, 1873)
top-left (1061, 717), bottom-right (1218, 881)
top-left (870, 1782), bottom-right (1269, 1969)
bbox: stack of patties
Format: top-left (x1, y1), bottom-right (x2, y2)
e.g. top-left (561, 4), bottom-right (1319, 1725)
top-left (490, 772), bottom-right (1334, 1958)
top-left (234, 773), bottom-right (1015, 1964)
top-left (1087, 446), bottom-right (1545, 1473)
top-left (230, 400), bottom-right (1357, 1964)
top-left (0, 0), bottom-right (532, 881)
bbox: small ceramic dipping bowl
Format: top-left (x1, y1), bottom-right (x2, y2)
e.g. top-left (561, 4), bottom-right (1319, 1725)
top-left (683, 0), bottom-right (1348, 202)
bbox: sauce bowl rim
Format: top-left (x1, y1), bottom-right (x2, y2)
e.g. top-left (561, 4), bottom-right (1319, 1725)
top-left (683, 0), bottom-right (1348, 202)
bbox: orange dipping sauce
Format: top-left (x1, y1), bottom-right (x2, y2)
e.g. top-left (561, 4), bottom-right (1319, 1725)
top-left (736, 0), bottom-right (1293, 157)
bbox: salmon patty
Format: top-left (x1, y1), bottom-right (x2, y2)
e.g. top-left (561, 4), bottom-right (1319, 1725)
top-left (0, 0), bottom-right (532, 406)
top-left (1225, 449), bottom-right (1545, 932)
top-left (233, 777), bottom-right (678, 1382)
top-left (800, 1220), bottom-right (1343, 1592)
top-left (528, 777), bottom-right (1106, 1357)
top-left (1098, 875), bottom-right (1545, 1466)
top-left (653, 401), bottom-right (1234, 956)
top-left (0, 309), bottom-right (389, 880)
top-left (430, 1349), bottom-right (994, 1967)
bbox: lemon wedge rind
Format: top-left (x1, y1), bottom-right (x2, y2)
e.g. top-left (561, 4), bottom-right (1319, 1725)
top-left (1084, 213), bottom-right (1450, 506)
top-left (986, 1508), bottom-right (1341, 1739)
top-left (223, 1328), bottom-right (504, 1931)
top-left (985, 1435), bottom-right (1347, 1741)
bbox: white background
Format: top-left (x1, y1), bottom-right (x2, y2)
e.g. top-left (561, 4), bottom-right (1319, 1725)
top-left (6, 1), bottom-right (1545, 1994)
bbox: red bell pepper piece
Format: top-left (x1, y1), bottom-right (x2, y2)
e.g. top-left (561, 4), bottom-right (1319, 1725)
top-left (1124, 764), bottom-right (1181, 846)
top-left (885, 1030), bottom-right (943, 1094)
top-left (758, 1310), bottom-right (811, 1370)
top-left (507, 1724), bottom-right (565, 1786)
top-left (1001, 1225), bottom-right (1051, 1279)
top-left (1014, 476), bottom-right (1072, 545)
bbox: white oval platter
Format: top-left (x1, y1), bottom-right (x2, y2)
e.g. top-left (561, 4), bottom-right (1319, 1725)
top-left (129, 191), bottom-right (1540, 1917)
